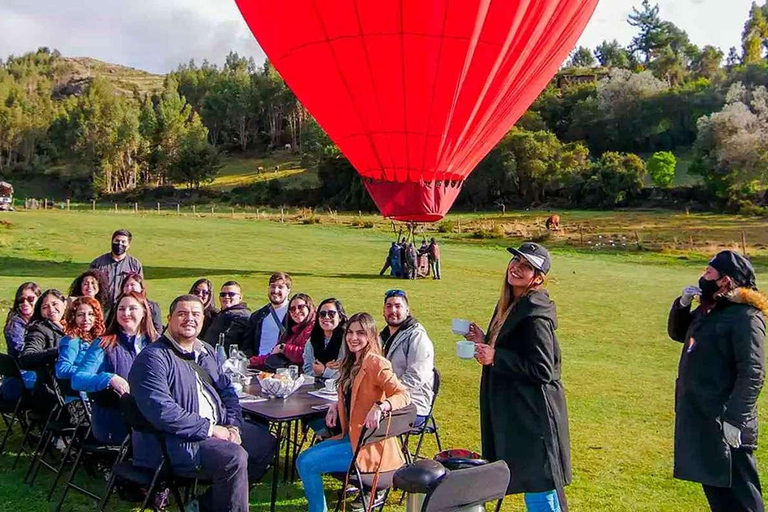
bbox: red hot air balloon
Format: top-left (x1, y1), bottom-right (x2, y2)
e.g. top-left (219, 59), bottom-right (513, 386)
top-left (236, 0), bottom-right (598, 222)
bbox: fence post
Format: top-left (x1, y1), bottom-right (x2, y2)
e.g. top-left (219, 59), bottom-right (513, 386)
top-left (231, 207), bottom-right (235, 219)
top-left (114, 203), bottom-right (118, 212)
top-left (134, 202), bottom-right (138, 213)
top-left (742, 231), bottom-right (748, 256)
top-left (579, 225), bottom-right (584, 246)
top-left (92, 200), bottom-right (96, 211)
top-left (176, 204), bottom-right (180, 215)
top-left (457, 216), bottom-right (462, 234)
top-left (44, 198), bottom-right (48, 210)
top-left (280, 207), bottom-right (284, 223)
top-left (66, 198), bottom-right (70, 211)
top-left (157, 202), bottom-right (160, 213)
top-left (192, 205), bottom-right (196, 215)
top-left (211, 206), bottom-right (215, 215)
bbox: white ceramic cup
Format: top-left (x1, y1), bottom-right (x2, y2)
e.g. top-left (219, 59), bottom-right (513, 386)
top-left (323, 378), bottom-right (337, 393)
top-left (452, 318), bottom-right (471, 335)
top-left (456, 340), bottom-right (476, 360)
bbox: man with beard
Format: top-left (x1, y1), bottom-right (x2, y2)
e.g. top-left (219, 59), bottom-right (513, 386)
top-left (129, 294), bottom-right (276, 512)
top-left (204, 281), bottom-right (251, 354)
top-left (380, 289), bottom-right (434, 426)
top-left (246, 272), bottom-right (291, 366)
top-left (668, 251), bottom-right (767, 512)
top-left (90, 229), bottom-right (143, 304)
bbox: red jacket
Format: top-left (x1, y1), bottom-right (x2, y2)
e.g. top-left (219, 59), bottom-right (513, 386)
top-left (249, 311), bottom-right (315, 368)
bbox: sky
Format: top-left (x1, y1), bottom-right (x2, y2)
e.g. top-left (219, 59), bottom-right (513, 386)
top-left (0, 0), bottom-right (757, 74)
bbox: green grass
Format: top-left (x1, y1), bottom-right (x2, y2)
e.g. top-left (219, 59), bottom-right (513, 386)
top-left (0, 210), bottom-right (767, 511)
top-left (212, 152), bottom-right (317, 191)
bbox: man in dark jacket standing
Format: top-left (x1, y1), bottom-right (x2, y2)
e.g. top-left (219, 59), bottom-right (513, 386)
top-left (668, 250), bottom-right (767, 512)
top-left (204, 281), bottom-right (251, 353)
top-left (90, 229), bottom-right (143, 304)
top-left (129, 294), bottom-right (275, 512)
top-left (428, 238), bottom-right (441, 280)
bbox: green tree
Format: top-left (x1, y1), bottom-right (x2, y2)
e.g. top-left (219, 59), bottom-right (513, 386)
top-left (594, 40), bottom-right (631, 68)
top-left (578, 152), bottom-right (646, 206)
top-left (567, 46), bottom-right (596, 68)
top-left (169, 142), bottom-right (222, 190)
top-left (692, 45), bottom-right (724, 79)
top-left (742, 2), bottom-right (768, 65)
top-left (628, 0), bottom-right (665, 64)
top-left (647, 151), bottom-right (676, 187)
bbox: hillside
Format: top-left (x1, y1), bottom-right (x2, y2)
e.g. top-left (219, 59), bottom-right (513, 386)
top-left (53, 56), bottom-right (165, 97)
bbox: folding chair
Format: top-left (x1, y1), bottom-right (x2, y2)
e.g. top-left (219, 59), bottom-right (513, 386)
top-left (333, 403), bottom-right (417, 512)
top-left (0, 353), bottom-right (32, 456)
top-left (99, 393), bottom-right (199, 512)
top-left (421, 460), bottom-right (509, 512)
top-left (52, 395), bottom-right (124, 510)
top-left (402, 368), bottom-right (442, 463)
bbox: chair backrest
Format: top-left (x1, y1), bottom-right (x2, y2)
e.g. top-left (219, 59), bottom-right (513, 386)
top-left (360, 402), bottom-right (417, 448)
top-left (422, 460), bottom-right (510, 512)
top-left (119, 393), bottom-right (158, 434)
top-left (0, 353), bottom-right (22, 380)
top-left (432, 368), bottom-right (441, 398)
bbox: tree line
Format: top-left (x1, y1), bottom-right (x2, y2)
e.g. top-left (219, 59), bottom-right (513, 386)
top-left (2, 1), bottom-right (768, 212)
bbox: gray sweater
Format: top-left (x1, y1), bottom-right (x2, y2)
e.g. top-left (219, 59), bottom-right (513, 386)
top-left (382, 321), bottom-right (434, 416)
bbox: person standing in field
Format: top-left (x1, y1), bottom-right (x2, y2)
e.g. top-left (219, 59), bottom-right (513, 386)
top-left (668, 251), bottom-right (766, 512)
top-left (90, 229), bottom-right (143, 305)
top-left (428, 237), bottom-right (442, 280)
top-left (465, 242), bottom-right (570, 512)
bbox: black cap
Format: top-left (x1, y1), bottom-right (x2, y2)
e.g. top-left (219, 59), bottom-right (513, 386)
top-left (709, 251), bottom-right (756, 289)
top-left (507, 242), bottom-right (552, 275)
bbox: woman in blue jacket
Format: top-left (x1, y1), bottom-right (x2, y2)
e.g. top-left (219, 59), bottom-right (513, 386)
top-left (73, 292), bottom-right (158, 443)
top-left (56, 296), bottom-right (106, 384)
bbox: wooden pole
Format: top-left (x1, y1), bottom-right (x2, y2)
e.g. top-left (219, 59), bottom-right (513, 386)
top-left (176, 204), bottom-right (180, 215)
top-left (457, 216), bottom-right (462, 234)
top-left (157, 202), bottom-right (160, 213)
top-left (211, 206), bottom-right (215, 215)
top-left (44, 198), bottom-right (48, 210)
top-left (114, 203), bottom-right (118, 212)
top-left (231, 207), bottom-right (235, 219)
top-left (92, 200), bottom-right (96, 211)
top-left (579, 225), bottom-right (584, 246)
top-left (134, 202), bottom-right (138, 213)
top-left (192, 205), bottom-right (196, 215)
top-left (66, 198), bottom-right (70, 211)
top-left (742, 231), bottom-right (748, 256)
top-left (280, 207), bottom-right (285, 223)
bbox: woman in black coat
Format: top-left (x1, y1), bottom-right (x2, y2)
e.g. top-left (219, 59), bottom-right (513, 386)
top-left (466, 243), bottom-right (570, 512)
top-left (20, 289), bottom-right (67, 413)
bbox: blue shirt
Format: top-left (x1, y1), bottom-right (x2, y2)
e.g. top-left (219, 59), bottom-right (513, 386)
top-left (56, 336), bottom-right (94, 380)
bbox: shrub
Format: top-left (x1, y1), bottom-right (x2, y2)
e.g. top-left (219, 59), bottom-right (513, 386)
top-left (647, 151), bottom-right (676, 188)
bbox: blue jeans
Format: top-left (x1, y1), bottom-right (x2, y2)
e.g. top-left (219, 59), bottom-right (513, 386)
top-left (297, 436), bottom-right (354, 512)
top-left (524, 490), bottom-right (561, 512)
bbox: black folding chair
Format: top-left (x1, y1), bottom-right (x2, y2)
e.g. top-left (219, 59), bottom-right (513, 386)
top-left (333, 403), bottom-right (417, 512)
top-left (0, 353), bottom-right (32, 456)
top-left (100, 393), bottom-right (198, 512)
top-left (52, 394), bottom-right (124, 510)
top-left (421, 460), bottom-right (509, 512)
top-left (402, 368), bottom-right (443, 464)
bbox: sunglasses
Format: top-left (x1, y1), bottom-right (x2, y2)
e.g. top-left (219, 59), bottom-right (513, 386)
top-left (318, 310), bottom-right (338, 319)
top-left (20, 296), bottom-right (36, 304)
top-left (195, 289), bottom-right (211, 296)
top-left (219, 292), bottom-right (239, 298)
top-left (384, 289), bottom-right (407, 299)
top-left (289, 304), bottom-right (309, 312)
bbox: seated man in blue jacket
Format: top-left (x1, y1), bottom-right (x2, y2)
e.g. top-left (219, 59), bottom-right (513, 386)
top-left (129, 294), bottom-right (276, 512)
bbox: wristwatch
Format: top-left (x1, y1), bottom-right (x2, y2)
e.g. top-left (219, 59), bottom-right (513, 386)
top-left (375, 400), bottom-right (387, 412)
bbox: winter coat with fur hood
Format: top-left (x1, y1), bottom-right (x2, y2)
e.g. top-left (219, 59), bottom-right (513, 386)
top-left (668, 287), bottom-right (767, 487)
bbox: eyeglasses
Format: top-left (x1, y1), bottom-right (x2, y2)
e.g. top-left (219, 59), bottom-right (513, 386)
top-left (384, 289), bottom-right (407, 299)
top-left (289, 304), bottom-right (309, 312)
top-left (318, 310), bottom-right (338, 319)
top-left (195, 289), bottom-right (211, 297)
top-left (20, 296), bottom-right (36, 304)
top-left (219, 292), bottom-right (239, 298)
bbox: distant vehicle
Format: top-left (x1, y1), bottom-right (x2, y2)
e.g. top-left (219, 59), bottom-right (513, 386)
top-left (0, 181), bottom-right (14, 211)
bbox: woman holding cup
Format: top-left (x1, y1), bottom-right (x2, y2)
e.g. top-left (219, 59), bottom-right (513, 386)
top-left (464, 242), bottom-right (571, 512)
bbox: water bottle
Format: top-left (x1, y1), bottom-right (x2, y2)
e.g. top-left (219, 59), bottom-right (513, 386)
top-left (216, 334), bottom-right (226, 362)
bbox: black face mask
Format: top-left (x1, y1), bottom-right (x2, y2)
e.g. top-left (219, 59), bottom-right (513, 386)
top-left (112, 242), bottom-right (127, 256)
top-left (698, 276), bottom-right (721, 302)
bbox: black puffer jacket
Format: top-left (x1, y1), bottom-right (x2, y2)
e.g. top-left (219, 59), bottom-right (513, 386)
top-left (480, 289), bottom-right (571, 494)
top-left (19, 319), bottom-right (65, 411)
top-left (668, 288), bottom-right (767, 487)
top-left (204, 303), bottom-right (251, 354)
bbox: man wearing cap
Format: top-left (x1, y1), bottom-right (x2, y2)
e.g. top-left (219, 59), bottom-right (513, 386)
top-left (380, 289), bottom-right (435, 427)
top-left (668, 250), bottom-right (767, 512)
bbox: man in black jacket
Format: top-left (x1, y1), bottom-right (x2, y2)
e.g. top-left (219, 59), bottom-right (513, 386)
top-left (204, 281), bottom-right (250, 354)
top-left (668, 250), bottom-right (767, 512)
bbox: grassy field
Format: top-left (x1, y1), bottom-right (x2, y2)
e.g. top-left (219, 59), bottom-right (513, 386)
top-left (0, 210), bottom-right (767, 511)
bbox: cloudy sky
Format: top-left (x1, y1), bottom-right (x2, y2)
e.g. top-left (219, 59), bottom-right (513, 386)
top-left (0, 0), bottom-right (755, 74)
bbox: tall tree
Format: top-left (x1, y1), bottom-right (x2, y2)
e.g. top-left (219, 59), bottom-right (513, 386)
top-left (594, 40), bottom-right (631, 68)
top-left (742, 2), bottom-right (768, 64)
top-left (567, 46), bottom-right (597, 68)
top-left (692, 45), bottom-right (724, 79)
top-left (627, 0), bottom-right (665, 64)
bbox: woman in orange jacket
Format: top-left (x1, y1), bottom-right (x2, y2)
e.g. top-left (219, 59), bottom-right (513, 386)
top-left (296, 312), bottom-right (410, 512)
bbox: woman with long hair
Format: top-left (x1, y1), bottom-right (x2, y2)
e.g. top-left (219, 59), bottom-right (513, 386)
top-left (4, 282), bottom-right (41, 361)
top-left (252, 293), bottom-right (316, 371)
top-left (19, 289), bottom-right (68, 411)
top-left (303, 298), bottom-right (347, 380)
top-left (465, 243), bottom-right (571, 512)
top-left (189, 278), bottom-right (218, 338)
top-left (56, 297), bottom-right (106, 382)
top-left (118, 272), bottom-right (163, 335)
top-left (296, 312), bottom-right (410, 512)
top-left (68, 270), bottom-right (111, 314)
top-left (73, 292), bottom-right (158, 443)
top-left (1, 282), bottom-right (42, 401)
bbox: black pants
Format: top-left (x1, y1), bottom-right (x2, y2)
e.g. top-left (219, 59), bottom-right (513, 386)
top-left (193, 421), bottom-right (276, 512)
top-left (703, 448), bottom-right (764, 512)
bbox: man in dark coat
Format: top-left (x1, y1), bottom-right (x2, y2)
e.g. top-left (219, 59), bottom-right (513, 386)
top-left (204, 280), bottom-right (250, 353)
top-left (129, 294), bottom-right (275, 512)
top-left (668, 250), bottom-right (767, 512)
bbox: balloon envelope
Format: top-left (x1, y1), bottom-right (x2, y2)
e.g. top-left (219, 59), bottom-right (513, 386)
top-left (237, 0), bottom-right (599, 221)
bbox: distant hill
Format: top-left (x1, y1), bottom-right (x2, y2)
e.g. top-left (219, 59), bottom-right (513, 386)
top-left (53, 56), bottom-right (165, 98)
